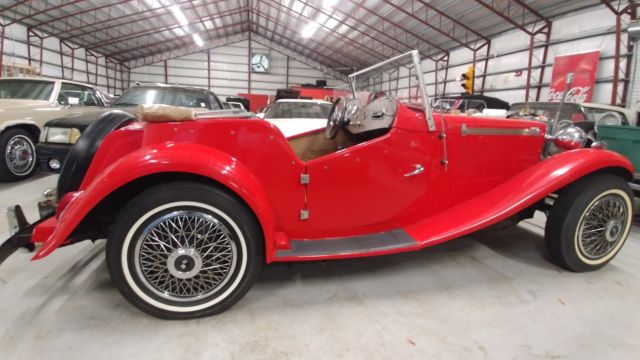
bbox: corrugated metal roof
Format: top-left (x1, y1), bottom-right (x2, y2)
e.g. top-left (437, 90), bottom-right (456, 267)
top-left (0, 0), bottom-right (613, 72)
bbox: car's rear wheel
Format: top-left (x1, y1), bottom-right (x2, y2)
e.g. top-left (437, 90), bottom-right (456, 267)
top-left (0, 128), bottom-right (37, 182)
top-left (106, 182), bottom-right (262, 319)
top-left (545, 174), bottom-right (633, 272)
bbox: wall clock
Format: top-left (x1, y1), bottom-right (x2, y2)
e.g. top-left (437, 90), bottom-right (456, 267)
top-left (251, 53), bottom-right (270, 73)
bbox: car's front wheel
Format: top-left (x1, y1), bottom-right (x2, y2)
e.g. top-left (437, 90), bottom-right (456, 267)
top-left (106, 182), bottom-right (263, 319)
top-left (545, 174), bottom-right (633, 272)
top-left (0, 128), bottom-right (37, 182)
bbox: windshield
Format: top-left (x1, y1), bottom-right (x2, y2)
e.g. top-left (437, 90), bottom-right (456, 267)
top-left (113, 86), bottom-right (220, 109)
top-left (510, 103), bottom-right (585, 122)
top-left (349, 50), bottom-right (433, 130)
top-left (0, 80), bottom-right (54, 100)
top-left (433, 99), bottom-right (457, 113)
top-left (265, 102), bottom-right (333, 119)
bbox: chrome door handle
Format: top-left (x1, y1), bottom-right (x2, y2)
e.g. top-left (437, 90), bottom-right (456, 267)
top-left (404, 164), bottom-right (424, 177)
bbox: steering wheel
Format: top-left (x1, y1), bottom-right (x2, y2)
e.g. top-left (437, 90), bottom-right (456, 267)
top-left (326, 97), bottom-right (347, 139)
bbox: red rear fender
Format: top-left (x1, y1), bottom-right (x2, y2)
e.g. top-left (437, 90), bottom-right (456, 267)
top-left (33, 142), bottom-right (276, 260)
top-left (404, 148), bottom-right (633, 246)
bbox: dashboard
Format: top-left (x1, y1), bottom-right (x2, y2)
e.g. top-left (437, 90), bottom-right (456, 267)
top-left (344, 95), bottom-right (397, 138)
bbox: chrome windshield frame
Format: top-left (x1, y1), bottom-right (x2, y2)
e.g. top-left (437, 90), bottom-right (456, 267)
top-left (347, 50), bottom-right (435, 131)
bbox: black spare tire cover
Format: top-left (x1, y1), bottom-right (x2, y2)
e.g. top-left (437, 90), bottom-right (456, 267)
top-left (57, 110), bottom-right (136, 196)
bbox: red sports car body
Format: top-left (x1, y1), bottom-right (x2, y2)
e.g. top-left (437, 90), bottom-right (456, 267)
top-left (1, 51), bottom-right (634, 319)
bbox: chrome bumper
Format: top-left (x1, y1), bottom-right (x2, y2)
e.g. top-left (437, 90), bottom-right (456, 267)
top-left (1, 189), bottom-right (58, 266)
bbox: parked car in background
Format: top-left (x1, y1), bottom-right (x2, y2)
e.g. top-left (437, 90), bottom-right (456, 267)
top-left (597, 123), bottom-right (640, 197)
top-left (433, 94), bottom-right (510, 114)
top-left (37, 83), bottom-right (224, 172)
top-left (258, 99), bottom-right (333, 137)
top-left (227, 101), bottom-right (246, 110)
top-left (0, 77), bottom-right (108, 181)
top-left (509, 102), bottom-right (636, 143)
top-left (1, 51), bottom-right (634, 319)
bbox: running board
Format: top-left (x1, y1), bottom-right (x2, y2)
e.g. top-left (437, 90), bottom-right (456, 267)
top-left (275, 229), bottom-right (418, 259)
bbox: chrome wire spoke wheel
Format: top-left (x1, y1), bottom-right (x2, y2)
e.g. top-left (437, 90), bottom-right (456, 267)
top-left (577, 193), bottom-right (629, 260)
top-left (133, 210), bottom-right (237, 302)
top-left (5, 134), bottom-right (35, 176)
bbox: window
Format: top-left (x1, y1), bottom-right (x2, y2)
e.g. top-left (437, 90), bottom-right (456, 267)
top-left (59, 83), bottom-right (101, 106)
top-left (265, 102), bottom-right (333, 119)
top-left (113, 87), bottom-right (216, 109)
top-left (0, 79), bottom-right (54, 100)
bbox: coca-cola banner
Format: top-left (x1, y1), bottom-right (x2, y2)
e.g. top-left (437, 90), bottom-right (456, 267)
top-left (547, 50), bottom-right (600, 103)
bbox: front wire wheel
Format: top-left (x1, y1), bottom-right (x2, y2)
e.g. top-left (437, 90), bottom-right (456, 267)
top-left (545, 174), bottom-right (633, 272)
top-left (107, 183), bottom-right (262, 319)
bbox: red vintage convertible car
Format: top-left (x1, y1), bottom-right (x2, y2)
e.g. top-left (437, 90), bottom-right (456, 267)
top-left (0, 51), bottom-right (634, 319)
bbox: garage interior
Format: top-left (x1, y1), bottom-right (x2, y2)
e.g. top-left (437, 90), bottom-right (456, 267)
top-left (1, 0), bottom-right (640, 358)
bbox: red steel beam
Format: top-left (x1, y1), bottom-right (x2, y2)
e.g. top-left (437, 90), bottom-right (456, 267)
top-left (32, 0), bottom-right (131, 30)
top-left (0, 25), bottom-right (4, 76)
top-left (256, 2), bottom-right (383, 66)
top-left (474, 0), bottom-right (551, 101)
top-left (4, 0), bottom-right (85, 26)
top-left (252, 21), bottom-right (354, 69)
top-left (381, 0), bottom-right (475, 51)
top-left (251, 11), bottom-right (367, 69)
top-left (281, 0), bottom-right (411, 59)
top-left (27, 28), bottom-right (45, 72)
top-left (344, 0), bottom-right (447, 61)
top-left (106, 20), bottom-right (246, 60)
top-left (0, 0), bottom-right (31, 13)
top-left (58, 0), bottom-right (201, 40)
top-left (86, 8), bottom-right (245, 51)
top-left (601, 0), bottom-right (637, 105)
top-left (247, 29), bottom-right (252, 94)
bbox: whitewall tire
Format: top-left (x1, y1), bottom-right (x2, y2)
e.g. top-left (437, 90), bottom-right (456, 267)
top-left (545, 174), bottom-right (633, 272)
top-left (106, 182), bottom-right (262, 319)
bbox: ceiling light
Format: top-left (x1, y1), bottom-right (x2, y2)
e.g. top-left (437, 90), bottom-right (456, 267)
top-left (170, 5), bottom-right (189, 26)
top-left (192, 33), bottom-right (204, 47)
top-left (322, 0), bottom-right (339, 8)
top-left (301, 22), bottom-right (319, 38)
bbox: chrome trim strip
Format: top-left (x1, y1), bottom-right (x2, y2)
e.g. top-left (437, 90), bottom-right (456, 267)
top-left (275, 229), bottom-right (417, 258)
top-left (461, 124), bottom-right (541, 137)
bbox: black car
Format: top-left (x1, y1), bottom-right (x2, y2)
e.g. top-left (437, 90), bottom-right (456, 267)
top-left (433, 94), bottom-right (510, 113)
top-left (37, 84), bottom-right (223, 172)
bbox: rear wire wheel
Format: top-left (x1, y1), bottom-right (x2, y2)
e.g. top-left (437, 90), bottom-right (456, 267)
top-left (545, 174), bottom-right (633, 272)
top-left (106, 182), bottom-right (263, 319)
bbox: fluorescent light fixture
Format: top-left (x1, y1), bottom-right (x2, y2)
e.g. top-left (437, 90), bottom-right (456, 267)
top-left (322, 0), bottom-right (339, 8)
top-left (170, 5), bottom-right (189, 26)
top-left (301, 21), bottom-right (319, 38)
top-left (192, 33), bottom-right (204, 47)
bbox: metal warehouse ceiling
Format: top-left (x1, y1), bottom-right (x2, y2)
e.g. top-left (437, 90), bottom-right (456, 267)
top-left (0, 0), bottom-right (612, 72)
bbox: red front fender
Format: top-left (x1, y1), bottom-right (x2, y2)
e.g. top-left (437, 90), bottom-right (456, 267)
top-left (32, 142), bottom-right (276, 260)
top-left (403, 148), bottom-right (633, 246)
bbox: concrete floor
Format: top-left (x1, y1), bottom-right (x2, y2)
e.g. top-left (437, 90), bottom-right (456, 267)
top-left (1, 174), bottom-right (640, 359)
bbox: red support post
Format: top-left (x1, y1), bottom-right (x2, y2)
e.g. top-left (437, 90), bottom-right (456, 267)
top-left (0, 25), bottom-right (4, 77)
top-left (248, 30), bottom-right (252, 94)
top-left (207, 50), bottom-right (211, 91)
top-left (164, 60), bottom-right (168, 84)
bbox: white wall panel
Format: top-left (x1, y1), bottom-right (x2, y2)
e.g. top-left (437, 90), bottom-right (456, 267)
top-left (130, 38), bottom-right (347, 99)
top-left (424, 6), bottom-right (626, 106)
top-left (1, 18), bottom-right (125, 95)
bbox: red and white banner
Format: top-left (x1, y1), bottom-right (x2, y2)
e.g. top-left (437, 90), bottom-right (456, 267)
top-left (547, 50), bottom-right (600, 103)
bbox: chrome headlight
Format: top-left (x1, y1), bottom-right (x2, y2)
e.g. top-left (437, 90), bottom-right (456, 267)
top-left (44, 127), bottom-right (81, 144)
top-left (553, 125), bottom-right (586, 151)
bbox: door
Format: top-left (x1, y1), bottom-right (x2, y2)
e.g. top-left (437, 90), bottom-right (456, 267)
top-left (303, 128), bottom-right (443, 236)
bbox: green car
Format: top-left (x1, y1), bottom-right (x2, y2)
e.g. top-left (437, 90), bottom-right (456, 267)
top-left (598, 124), bottom-right (640, 196)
